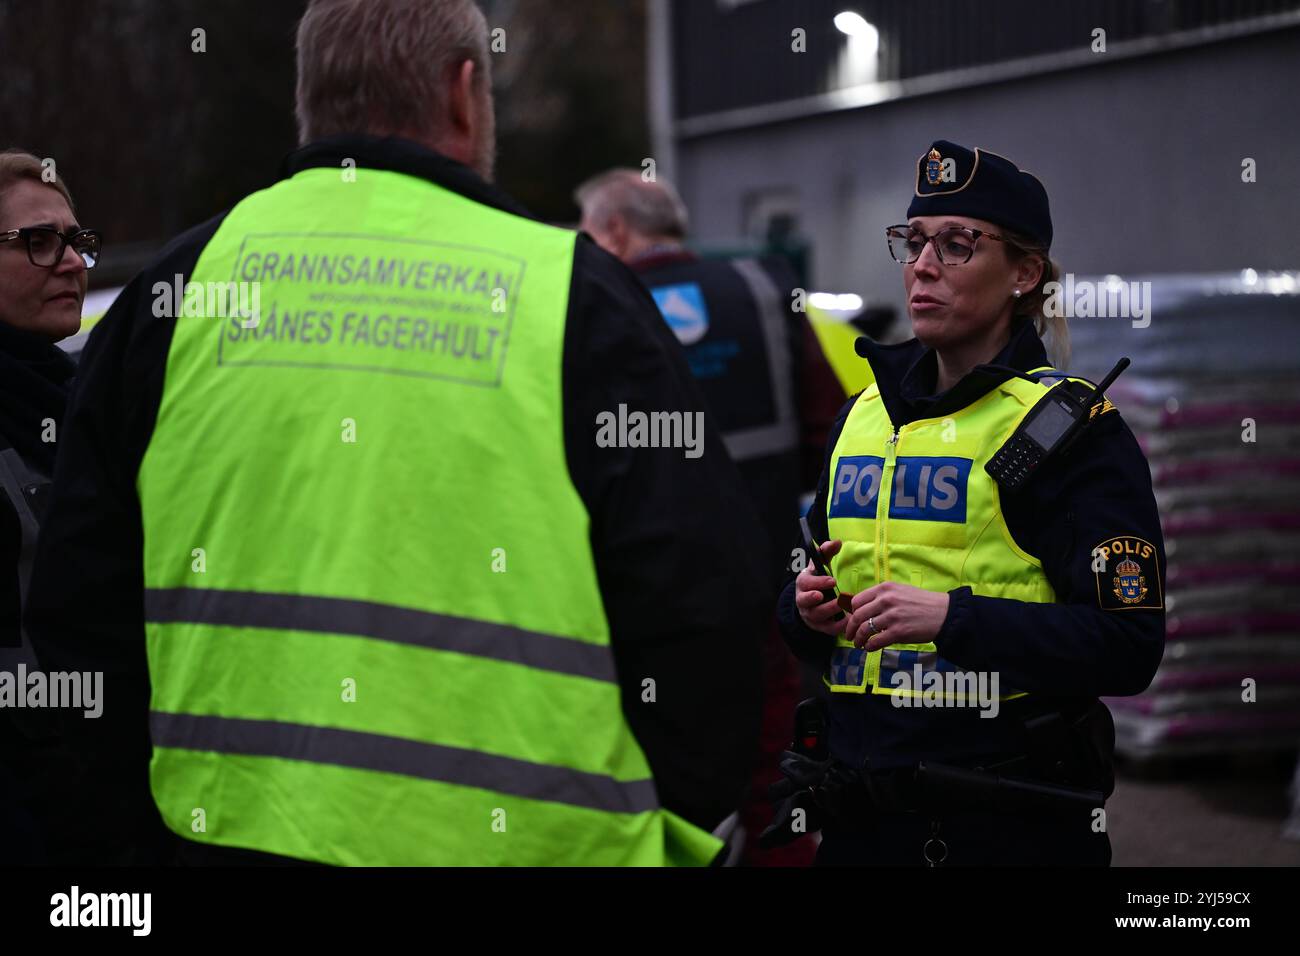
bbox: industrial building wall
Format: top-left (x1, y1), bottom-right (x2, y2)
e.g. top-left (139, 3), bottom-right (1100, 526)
top-left (672, 26), bottom-right (1300, 309)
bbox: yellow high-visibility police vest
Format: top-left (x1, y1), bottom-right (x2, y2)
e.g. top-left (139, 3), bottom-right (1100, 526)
top-left (824, 366), bottom-right (1088, 702)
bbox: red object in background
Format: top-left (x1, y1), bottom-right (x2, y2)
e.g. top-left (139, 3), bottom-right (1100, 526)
top-left (739, 622), bottom-right (818, 866)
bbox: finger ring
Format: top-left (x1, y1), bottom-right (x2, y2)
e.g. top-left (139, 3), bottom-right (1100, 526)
top-left (868, 616), bottom-right (878, 635)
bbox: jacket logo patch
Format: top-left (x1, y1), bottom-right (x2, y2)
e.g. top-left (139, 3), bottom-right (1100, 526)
top-left (649, 282), bottom-right (709, 346)
top-left (1112, 557), bottom-right (1147, 604)
top-left (829, 455), bottom-right (971, 522)
top-left (1094, 535), bottom-right (1162, 610)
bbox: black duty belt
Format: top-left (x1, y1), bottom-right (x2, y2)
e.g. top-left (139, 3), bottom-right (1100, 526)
top-left (761, 697), bottom-right (1112, 851)
top-left (761, 753), bottom-right (1103, 849)
top-left (830, 757), bottom-right (1101, 817)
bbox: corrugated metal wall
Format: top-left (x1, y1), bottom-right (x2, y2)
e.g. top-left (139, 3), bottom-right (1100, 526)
top-left (672, 0), bottom-right (1300, 119)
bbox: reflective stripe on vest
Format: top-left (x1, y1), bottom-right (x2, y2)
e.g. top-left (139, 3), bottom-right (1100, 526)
top-left (824, 374), bottom-right (1066, 703)
top-left (144, 588), bottom-right (619, 682)
top-left (148, 711), bottom-right (659, 815)
top-left (137, 167), bottom-right (719, 866)
top-left (720, 258), bottom-right (799, 462)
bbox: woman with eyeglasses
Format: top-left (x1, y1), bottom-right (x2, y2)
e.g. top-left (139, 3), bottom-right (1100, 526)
top-left (0, 147), bottom-right (100, 863)
top-left (773, 140), bottom-right (1165, 866)
top-left (0, 148), bottom-right (100, 470)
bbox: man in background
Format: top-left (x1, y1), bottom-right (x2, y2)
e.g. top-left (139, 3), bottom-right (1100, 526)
top-left (577, 169), bottom-right (844, 864)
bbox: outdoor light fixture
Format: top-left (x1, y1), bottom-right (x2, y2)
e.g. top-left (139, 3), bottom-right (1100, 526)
top-left (833, 11), bottom-right (871, 37)
top-left (832, 10), bottom-right (880, 84)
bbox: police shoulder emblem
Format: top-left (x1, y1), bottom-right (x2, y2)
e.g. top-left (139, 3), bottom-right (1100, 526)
top-left (1094, 535), bottom-right (1163, 610)
top-left (1112, 557), bottom-right (1146, 604)
top-left (925, 147), bottom-right (944, 186)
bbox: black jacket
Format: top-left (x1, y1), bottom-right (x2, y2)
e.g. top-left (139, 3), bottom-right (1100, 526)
top-left (0, 323), bottom-right (75, 477)
top-left (1, 322), bottom-right (75, 645)
top-left (630, 250), bottom-right (837, 593)
top-left (777, 317), bottom-right (1166, 773)
top-left (23, 135), bottom-right (768, 864)
top-left (1, 322), bottom-right (76, 864)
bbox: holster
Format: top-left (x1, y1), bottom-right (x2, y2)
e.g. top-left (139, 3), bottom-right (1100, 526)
top-left (1017, 699), bottom-right (1116, 798)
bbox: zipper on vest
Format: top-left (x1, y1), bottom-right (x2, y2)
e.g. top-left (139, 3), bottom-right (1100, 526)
top-left (877, 427), bottom-right (900, 585)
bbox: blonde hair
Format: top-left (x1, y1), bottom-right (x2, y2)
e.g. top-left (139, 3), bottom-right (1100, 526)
top-left (294, 0), bottom-right (491, 145)
top-left (0, 149), bottom-right (75, 223)
top-left (1005, 232), bottom-right (1070, 369)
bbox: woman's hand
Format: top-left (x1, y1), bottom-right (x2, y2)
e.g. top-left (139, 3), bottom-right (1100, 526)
top-left (794, 539), bottom-right (848, 636)
top-left (844, 581), bottom-right (950, 650)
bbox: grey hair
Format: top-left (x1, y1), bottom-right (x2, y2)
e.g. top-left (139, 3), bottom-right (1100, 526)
top-left (295, 0), bottom-right (491, 145)
top-left (574, 169), bottom-right (690, 239)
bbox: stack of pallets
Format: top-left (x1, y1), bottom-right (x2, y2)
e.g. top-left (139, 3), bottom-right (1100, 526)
top-left (1065, 272), bottom-right (1300, 760)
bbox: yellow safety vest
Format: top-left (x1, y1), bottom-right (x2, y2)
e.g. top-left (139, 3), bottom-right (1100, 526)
top-left (824, 367), bottom-right (1084, 702)
top-left (137, 166), bottom-right (719, 865)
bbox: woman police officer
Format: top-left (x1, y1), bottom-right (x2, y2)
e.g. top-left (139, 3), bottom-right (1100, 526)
top-left (775, 140), bottom-right (1166, 866)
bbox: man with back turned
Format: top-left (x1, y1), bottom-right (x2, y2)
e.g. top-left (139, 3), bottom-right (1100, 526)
top-left (25, 0), bottom-right (766, 866)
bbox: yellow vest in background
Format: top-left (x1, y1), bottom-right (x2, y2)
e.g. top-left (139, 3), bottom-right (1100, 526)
top-left (806, 303), bottom-right (874, 397)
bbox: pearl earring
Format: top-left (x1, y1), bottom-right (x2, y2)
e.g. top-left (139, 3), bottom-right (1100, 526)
top-left (1012, 289), bottom-right (1022, 298)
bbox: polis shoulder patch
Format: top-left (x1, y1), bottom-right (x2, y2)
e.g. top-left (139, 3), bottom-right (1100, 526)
top-left (1093, 535), bottom-right (1163, 610)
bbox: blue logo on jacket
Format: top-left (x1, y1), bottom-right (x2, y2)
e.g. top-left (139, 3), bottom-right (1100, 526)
top-left (829, 455), bottom-right (972, 522)
top-left (650, 283), bottom-right (709, 345)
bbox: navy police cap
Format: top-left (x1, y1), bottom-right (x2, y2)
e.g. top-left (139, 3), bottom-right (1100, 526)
top-left (906, 140), bottom-right (1053, 249)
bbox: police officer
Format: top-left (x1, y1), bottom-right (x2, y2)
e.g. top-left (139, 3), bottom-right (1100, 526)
top-left (24, 0), bottom-right (767, 866)
top-left (776, 140), bottom-right (1166, 866)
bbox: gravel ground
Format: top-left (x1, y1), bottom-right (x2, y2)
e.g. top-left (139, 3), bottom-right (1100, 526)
top-left (1107, 750), bottom-right (1300, 866)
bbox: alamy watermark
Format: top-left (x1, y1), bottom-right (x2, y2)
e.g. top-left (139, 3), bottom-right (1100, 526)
top-left (50, 886), bottom-right (150, 936)
top-left (153, 273), bottom-right (261, 326)
top-left (1042, 273), bottom-right (1151, 328)
top-left (889, 665), bottom-right (1001, 718)
top-left (0, 664), bottom-right (102, 718)
top-left (595, 404), bottom-right (705, 459)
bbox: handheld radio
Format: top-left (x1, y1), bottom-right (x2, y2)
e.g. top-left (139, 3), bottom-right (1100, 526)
top-left (985, 357), bottom-right (1130, 491)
